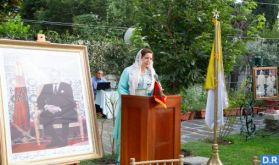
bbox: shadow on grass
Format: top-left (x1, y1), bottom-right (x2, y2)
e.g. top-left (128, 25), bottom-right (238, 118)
top-left (80, 154), bottom-right (116, 165)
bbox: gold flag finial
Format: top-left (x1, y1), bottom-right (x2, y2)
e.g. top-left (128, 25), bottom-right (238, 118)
top-left (212, 9), bottom-right (220, 19)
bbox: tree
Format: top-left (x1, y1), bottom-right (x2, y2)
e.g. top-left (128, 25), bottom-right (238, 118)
top-left (0, 15), bottom-right (30, 39)
top-left (253, 0), bottom-right (279, 28)
top-left (72, 14), bottom-right (125, 42)
top-left (245, 21), bottom-right (279, 68)
top-left (0, 0), bottom-right (22, 20)
top-left (246, 40), bottom-right (278, 67)
top-left (261, 20), bottom-right (279, 38)
top-left (106, 0), bottom-right (137, 26)
top-left (14, 0), bottom-right (265, 94)
top-left (130, 0), bottom-right (262, 93)
top-left (20, 0), bottom-right (108, 32)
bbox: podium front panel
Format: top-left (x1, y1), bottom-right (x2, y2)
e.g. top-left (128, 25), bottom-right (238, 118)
top-left (153, 107), bottom-right (175, 159)
top-left (121, 95), bottom-right (181, 165)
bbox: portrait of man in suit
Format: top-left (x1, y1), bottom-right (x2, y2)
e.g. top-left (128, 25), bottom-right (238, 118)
top-left (37, 69), bottom-right (77, 148)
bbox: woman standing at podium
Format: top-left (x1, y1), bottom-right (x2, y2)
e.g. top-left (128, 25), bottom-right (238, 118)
top-left (114, 48), bottom-right (157, 164)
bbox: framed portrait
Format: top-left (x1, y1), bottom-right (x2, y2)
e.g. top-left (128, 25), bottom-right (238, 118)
top-left (252, 67), bottom-right (278, 100)
top-left (0, 39), bottom-right (102, 165)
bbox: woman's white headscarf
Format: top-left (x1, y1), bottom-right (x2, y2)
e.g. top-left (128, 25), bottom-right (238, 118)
top-left (127, 49), bottom-right (156, 95)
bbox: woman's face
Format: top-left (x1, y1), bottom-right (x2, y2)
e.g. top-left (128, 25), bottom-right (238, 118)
top-left (141, 53), bottom-right (153, 68)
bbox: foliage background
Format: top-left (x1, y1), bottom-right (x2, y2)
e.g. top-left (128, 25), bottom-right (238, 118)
top-left (0, 0), bottom-right (278, 94)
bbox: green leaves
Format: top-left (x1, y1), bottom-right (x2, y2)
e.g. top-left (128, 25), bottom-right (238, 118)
top-left (0, 0), bottom-right (21, 19)
top-left (2, 0), bottom-right (264, 94)
top-left (180, 84), bottom-right (207, 111)
top-left (0, 15), bottom-right (30, 39)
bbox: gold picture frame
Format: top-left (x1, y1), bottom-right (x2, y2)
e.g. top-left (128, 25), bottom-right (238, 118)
top-left (252, 66), bottom-right (278, 100)
top-left (0, 39), bottom-right (102, 165)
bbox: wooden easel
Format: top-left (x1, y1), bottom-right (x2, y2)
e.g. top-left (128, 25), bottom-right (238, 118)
top-left (37, 34), bottom-right (47, 42)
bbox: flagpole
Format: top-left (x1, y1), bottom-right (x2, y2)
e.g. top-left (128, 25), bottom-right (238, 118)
top-left (207, 9), bottom-right (222, 165)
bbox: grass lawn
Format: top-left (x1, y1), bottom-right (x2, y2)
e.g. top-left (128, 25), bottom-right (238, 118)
top-left (80, 132), bottom-right (279, 165)
top-left (182, 133), bottom-right (279, 165)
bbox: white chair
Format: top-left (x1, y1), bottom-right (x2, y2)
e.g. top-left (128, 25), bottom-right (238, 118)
top-left (34, 101), bottom-right (84, 145)
top-left (130, 155), bottom-right (184, 165)
top-left (252, 156), bottom-right (260, 165)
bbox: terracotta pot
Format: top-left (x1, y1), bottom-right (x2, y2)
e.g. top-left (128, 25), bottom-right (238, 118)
top-left (189, 111), bottom-right (196, 120)
top-left (180, 112), bottom-right (191, 121)
top-left (223, 108), bottom-right (238, 116)
top-left (235, 108), bottom-right (241, 116)
top-left (257, 108), bottom-right (265, 113)
top-left (223, 110), bottom-right (231, 116)
top-left (252, 107), bottom-right (259, 114)
top-left (264, 99), bottom-right (279, 107)
top-left (195, 110), bottom-right (205, 119)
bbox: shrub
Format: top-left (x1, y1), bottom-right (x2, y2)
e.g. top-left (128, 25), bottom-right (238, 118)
top-left (180, 84), bottom-right (207, 111)
top-left (228, 80), bottom-right (250, 108)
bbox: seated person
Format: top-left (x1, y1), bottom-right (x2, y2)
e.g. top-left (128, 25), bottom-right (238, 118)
top-left (92, 69), bottom-right (107, 118)
top-left (37, 69), bottom-right (77, 148)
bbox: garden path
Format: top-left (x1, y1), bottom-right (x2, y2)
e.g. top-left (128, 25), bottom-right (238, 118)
top-left (98, 115), bottom-right (265, 154)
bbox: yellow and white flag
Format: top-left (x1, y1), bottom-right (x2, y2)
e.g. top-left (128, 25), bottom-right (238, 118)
top-left (204, 20), bottom-right (229, 129)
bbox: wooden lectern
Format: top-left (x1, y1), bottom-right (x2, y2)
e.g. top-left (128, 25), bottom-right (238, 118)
top-left (121, 95), bottom-right (181, 165)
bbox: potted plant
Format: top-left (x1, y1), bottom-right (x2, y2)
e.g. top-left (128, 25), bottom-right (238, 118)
top-left (224, 81), bottom-right (249, 116)
top-left (191, 87), bottom-right (207, 119)
top-left (224, 90), bottom-right (243, 116)
top-left (180, 84), bottom-right (207, 119)
top-left (253, 100), bottom-right (265, 114)
top-left (180, 103), bottom-right (192, 121)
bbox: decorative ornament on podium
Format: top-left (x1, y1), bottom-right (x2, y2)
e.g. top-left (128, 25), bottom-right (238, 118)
top-left (153, 81), bottom-right (167, 109)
